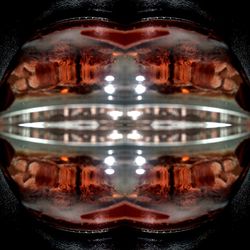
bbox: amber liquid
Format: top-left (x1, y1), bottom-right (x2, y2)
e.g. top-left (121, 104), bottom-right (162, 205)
top-left (0, 19), bottom-right (249, 233)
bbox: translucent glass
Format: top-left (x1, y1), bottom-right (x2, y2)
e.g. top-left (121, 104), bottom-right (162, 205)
top-left (0, 19), bottom-right (249, 232)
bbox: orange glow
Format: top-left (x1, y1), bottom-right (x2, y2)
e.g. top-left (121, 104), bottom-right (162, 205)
top-left (181, 155), bottom-right (190, 162)
top-left (129, 193), bottom-right (138, 198)
top-left (181, 88), bottom-right (190, 94)
top-left (60, 156), bottom-right (69, 162)
top-left (112, 193), bottom-right (122, 198)
top-left (60, 88), bottom-right (69, 94)
top-left (112, 52), bottom-right (123, 57)
top-left (127, 52), bottom-right (138, 57)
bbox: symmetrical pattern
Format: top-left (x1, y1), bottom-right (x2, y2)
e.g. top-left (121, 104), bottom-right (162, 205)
top-left (0, 19), bottom-right (249, 232)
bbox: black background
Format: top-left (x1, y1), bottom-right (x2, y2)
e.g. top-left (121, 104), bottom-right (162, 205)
top-left (0, 1), bottom-right (250, 249)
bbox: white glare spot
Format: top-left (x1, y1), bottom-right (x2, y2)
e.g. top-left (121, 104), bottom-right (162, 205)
top-left (108, 110), bottom-right (123, 120)
top-left (136, 150), bottom-right (142, 155)
top-left (135, 75), bottom-right (145, 82)
top-left (108, 130), bottom-right (123, 140)
top-left (136, 168), bottom-right (146, 175)
top-left (127, 110), bottom-right (142, 120)
top-left (137, 95), bottom-right (142, 101)
top-left (108, 95), bottom-right (114, 101)
top-left (135, 84), bottom-right (146, 94)
top-left (104, 156), bottom-right (115, 166)
top-left (105, 168), bottom-right (115, 175)
top-left (19, 122), bottom-right (45, 128)
top-left (105, 75), bottom-right (115, 82)
top-left (127, 130), bottom-right (142, 140)
top-left (135, 156), bottom-right (146, 166)
top-left (104, 84), bottom-right (115, 94)
top-left (108, 150), bottom-right (114, 155)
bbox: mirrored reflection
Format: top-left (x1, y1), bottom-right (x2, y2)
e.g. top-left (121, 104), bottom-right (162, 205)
top-left (0, 101), bottom-right (249, 146)
top-left (0, 136), bottom-right (249, 232)
top-left (0, 19), bottom-right (250, 233)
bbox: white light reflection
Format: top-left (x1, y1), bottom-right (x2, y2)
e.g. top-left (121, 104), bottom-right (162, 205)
top-left (127, 110), bottom-right (142, 120)
top-left (105, 168), bottom-right (115, 175)
top-left (136, 168), bottom-right (146, 175)
top-left (127, 130), bottom-right (142, 140)
top-left (105, 75), bottom-right (115, 82)
top-left (19, 120), bottom-right (99, 130)
top-left (19, 122), bottom-right (45, 128)
top-left (135, 156), bottom-right (146, 166)
top-left (136, 150), bottom-right (142, 155)
top-left (108, 150), bottom-right (114, 155)
top-left (151, 121), bottom-right (232, 130)
top-left (108, 95), bottom-right (114, 101)
top-left (135, 84), bottom-right (146, 94)
top-left (108, 110), bottom-right (123, 120)
top-left (104, 84), bottom-right (115, 94)
top-left (104, 156), bottom-right (115, 166)
top-left (135, 75), bottom-right (145, 82)
top-left (137, 95), bottom-right (142, 101)
top-left (108, 130), bottom-right (123, 140)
